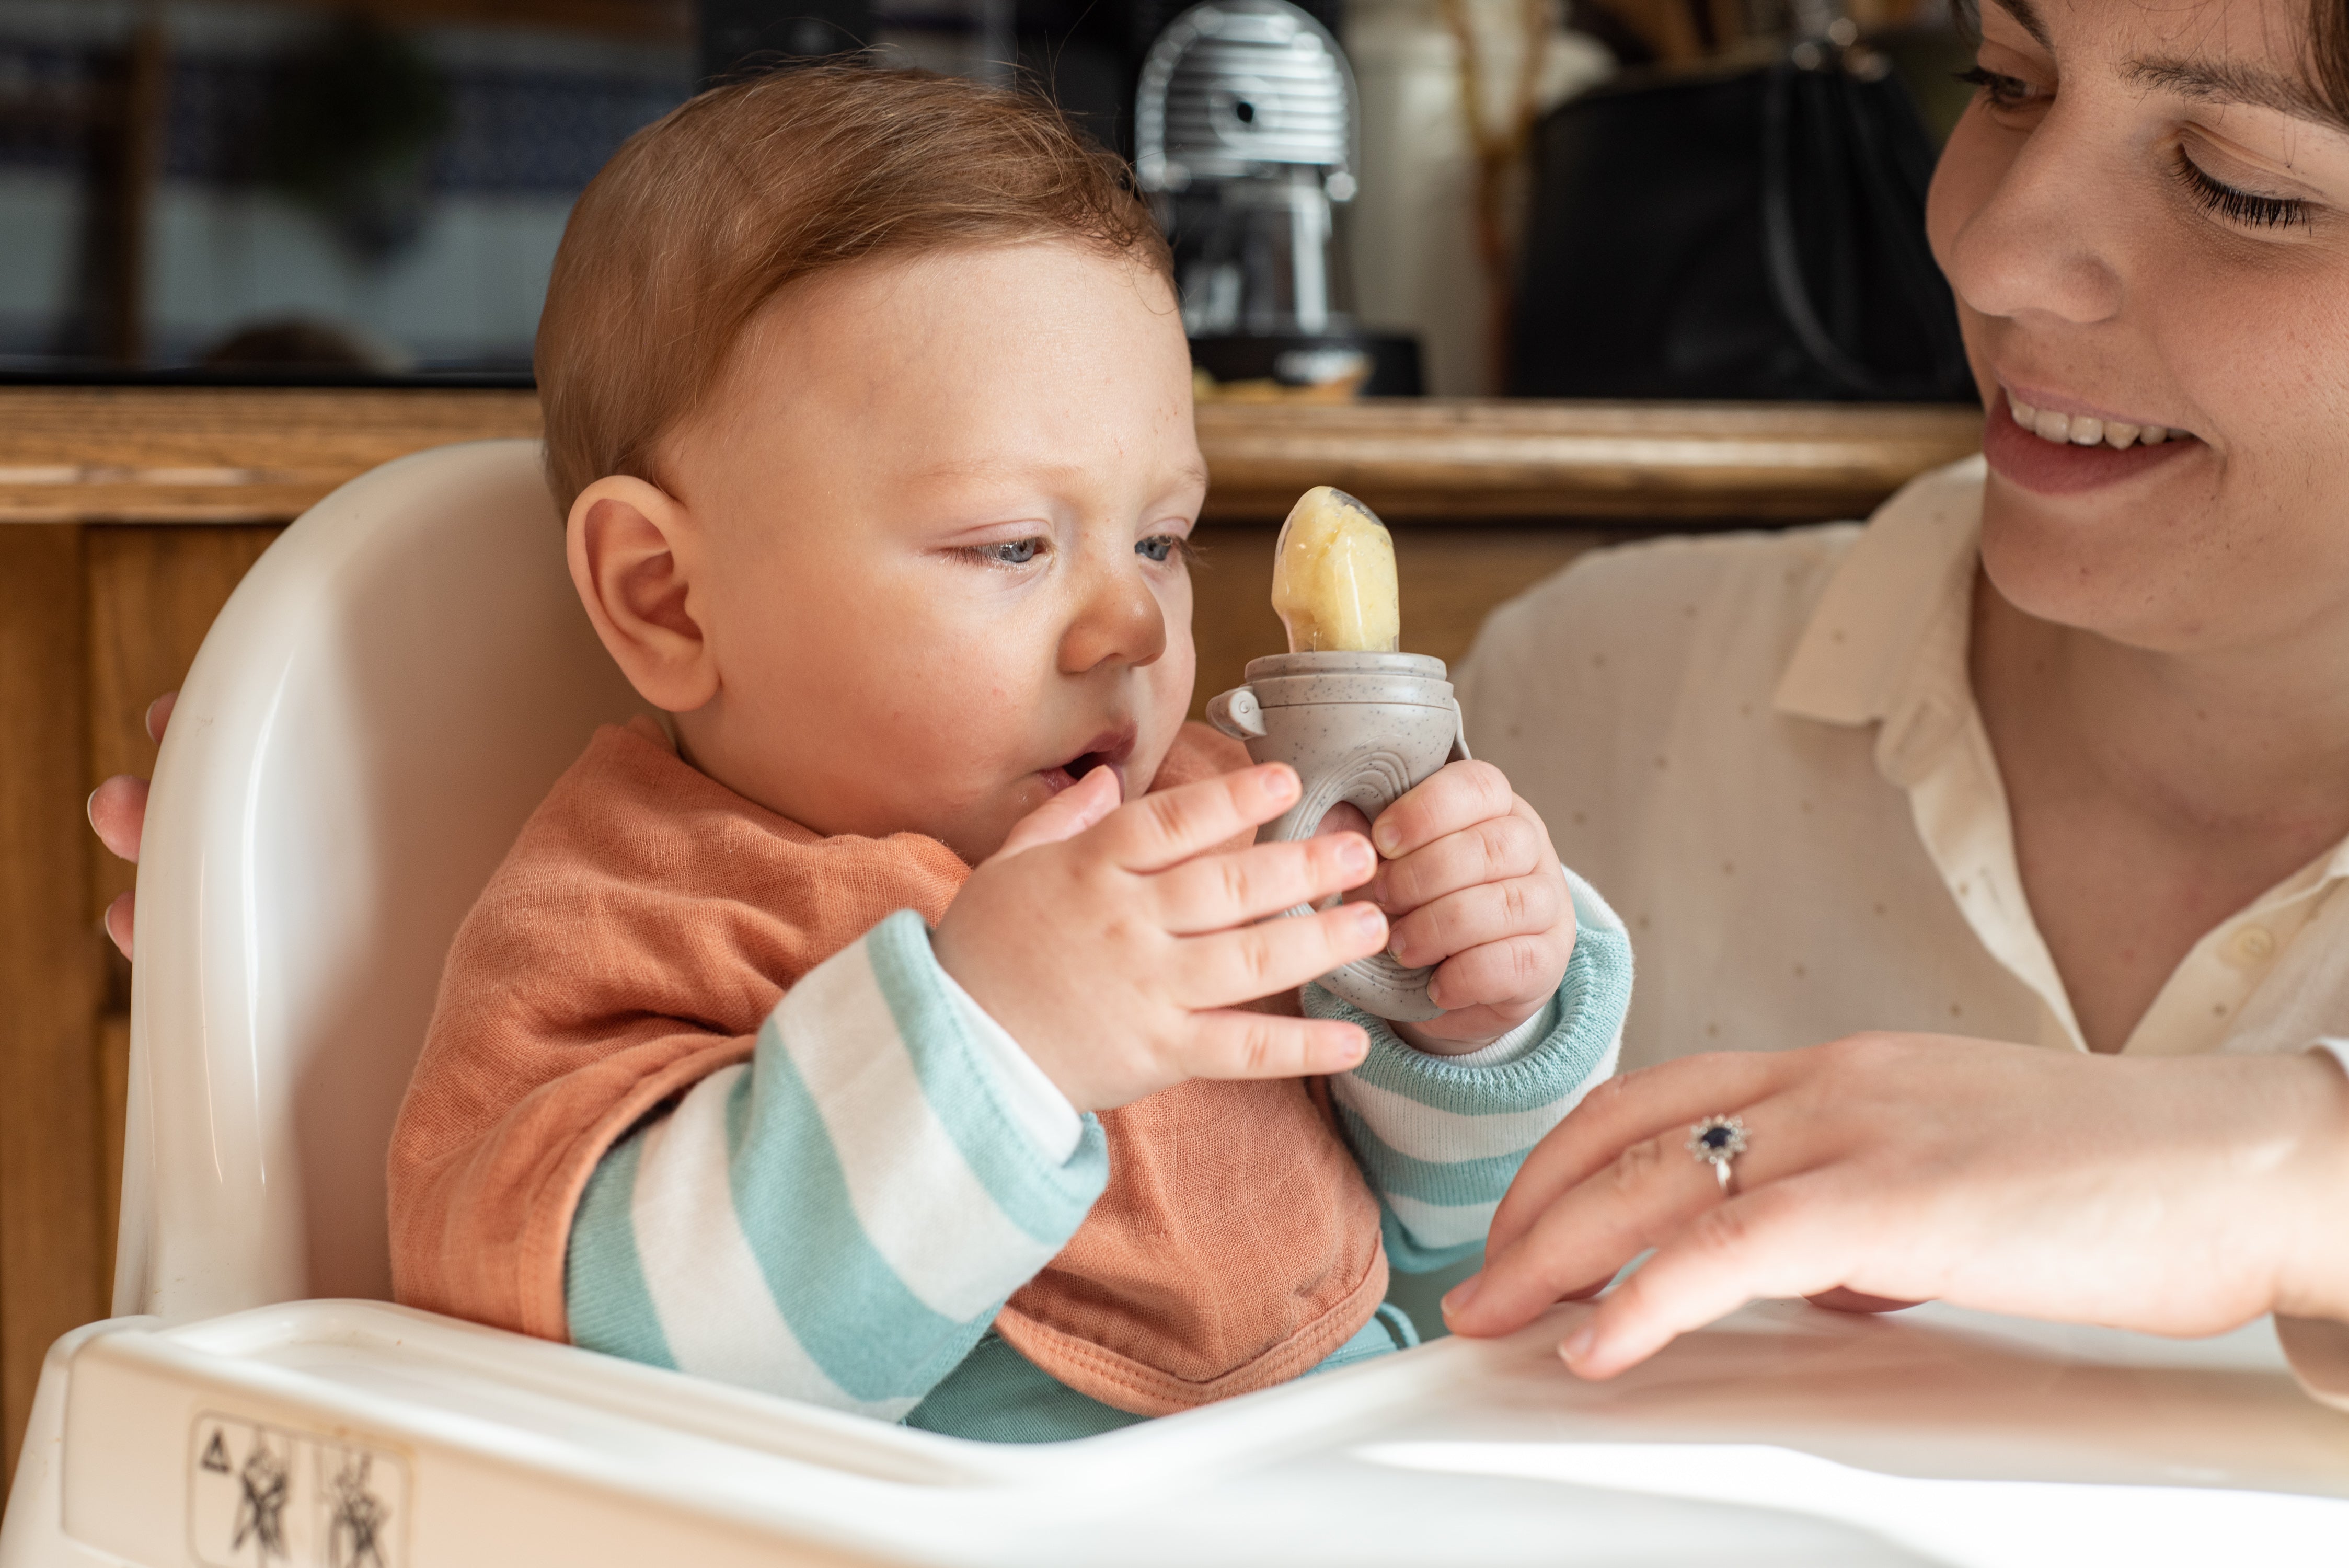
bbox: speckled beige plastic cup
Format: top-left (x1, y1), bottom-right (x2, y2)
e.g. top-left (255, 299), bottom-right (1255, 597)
top-left (1206, 652), bottom-right (1468, 1021)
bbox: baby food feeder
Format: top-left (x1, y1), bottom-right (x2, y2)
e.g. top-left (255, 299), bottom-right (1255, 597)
top-left (1207, 488), bottom-right (1464, 1020)
top-left (3, 443), bottom-right (2343, 1566)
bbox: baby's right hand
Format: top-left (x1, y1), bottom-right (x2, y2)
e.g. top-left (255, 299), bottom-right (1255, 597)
top-left (934, 763), bottom-right (1387, 1112)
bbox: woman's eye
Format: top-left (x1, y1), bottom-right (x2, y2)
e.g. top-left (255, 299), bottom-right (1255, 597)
top-left (970, 537), bottom-right (1044, 567)
top-left (1136, 534), bottom-right (1184, 564)
top-left (1954, 64), bottom-right (2042, 112)
top-left (2172, 151), bottom-right (2311, 230)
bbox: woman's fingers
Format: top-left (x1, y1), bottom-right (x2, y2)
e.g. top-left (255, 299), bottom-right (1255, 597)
top-left (1561, 1174), bottom-right (1864, 1378)
top-left (88, 688), bottom-right (173, 965)
top-left (1153, 833), bottom-right (1376, 933)
top-left (1447, 1117), bottom-right (1756, 1336)
top-left (1482, 1051), bottom-right (1798, 1261)
top-left (1178, 1010), bottom-right (1370, 1081)
top-left (103, 892), bottom-right (135, 961)
top-left (88, 775), bottom-right (149, 864)
top-left (1099, 764), bottom-right (1301, 872)
top-left (1804, 1287), bottom-right (1927, 1315)
top-left (1176, 899), bottom-right (1389, 1009)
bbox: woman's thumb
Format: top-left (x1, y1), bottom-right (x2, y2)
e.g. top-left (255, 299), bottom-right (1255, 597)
top-left (987, 766), bottom-right (1123, 862)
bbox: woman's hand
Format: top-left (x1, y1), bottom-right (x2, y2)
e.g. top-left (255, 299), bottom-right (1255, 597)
top-left (1440, 1033), bottom-right (2349, 1377)
top-left (86, 692), bottom-right (175, 959)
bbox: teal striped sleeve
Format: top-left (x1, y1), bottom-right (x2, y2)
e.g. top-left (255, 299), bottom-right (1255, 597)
top-left (563, 909), bottom-right (1109, 1419)
top-left (1307, 867), bottom-right (1632, 1272)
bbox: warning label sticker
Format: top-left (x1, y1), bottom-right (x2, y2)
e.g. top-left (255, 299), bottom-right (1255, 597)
top-left (188, 1413), bottom-right (409, 1568)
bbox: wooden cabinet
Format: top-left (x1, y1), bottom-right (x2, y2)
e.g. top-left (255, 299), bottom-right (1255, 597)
top-left (0, 386), bottom-right (1979, 1475)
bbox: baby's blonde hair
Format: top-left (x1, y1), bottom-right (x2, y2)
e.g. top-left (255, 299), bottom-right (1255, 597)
top-left (536, 65), bottom-right (1173, 511)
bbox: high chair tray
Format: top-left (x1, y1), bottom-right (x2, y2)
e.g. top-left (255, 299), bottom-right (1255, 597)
top-left (3, 1296), bottom-right (2343, 1568)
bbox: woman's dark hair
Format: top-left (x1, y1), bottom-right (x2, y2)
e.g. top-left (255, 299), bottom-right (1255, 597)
top-left (2312, 0), bottom-right (2349, 122)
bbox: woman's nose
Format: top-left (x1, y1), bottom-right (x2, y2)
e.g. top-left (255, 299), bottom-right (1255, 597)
top-left (1059, 557), bottom-right (1168, 674)
top-left (1934, 106), bottom-right (2126, 328)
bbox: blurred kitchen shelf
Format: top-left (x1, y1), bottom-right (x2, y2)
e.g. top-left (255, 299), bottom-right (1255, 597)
top-left (0, 388), bottom-right (544, 525)
top-left (1192, 398), bottom-right (1984, 522)
top-left (0, 387), bottom-right (1982, 526)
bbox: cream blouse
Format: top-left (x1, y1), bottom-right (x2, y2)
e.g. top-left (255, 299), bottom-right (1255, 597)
top-left (1456, 455), bottom-right (2349, 1403)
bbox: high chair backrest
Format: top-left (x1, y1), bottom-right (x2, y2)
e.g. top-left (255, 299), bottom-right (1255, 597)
top-left (116, 440), bottom-right (652, 1320)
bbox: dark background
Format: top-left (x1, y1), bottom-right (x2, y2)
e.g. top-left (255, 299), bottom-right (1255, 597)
top-left (0, 0), bottom-right (1964, 382)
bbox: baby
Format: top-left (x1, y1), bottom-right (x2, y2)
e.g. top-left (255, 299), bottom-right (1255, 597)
top-left (388, 66), bottom-right (1631, 1443)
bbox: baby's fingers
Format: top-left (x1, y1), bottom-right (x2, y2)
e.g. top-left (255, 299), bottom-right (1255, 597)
top-left (1368, 760), bottom-right (1517, 861)
top-left (987, 766), bottom-right (1121, 863)
top-left (1388, 871), bottom-right (1568, 972)
top-left (1371, 804), bottom-right (1547, 916)
top-left (1097, 764), bottom-right (1302, 872)
top-left (1154, 833), bottom-right (1376, 933)
top-left (1178, 1010), bottom-right (1371, 1081)
top-left (1428, 932), bottom-right (1569, 1015)
top-left (1178, 900), bottom-right (1389, 1009)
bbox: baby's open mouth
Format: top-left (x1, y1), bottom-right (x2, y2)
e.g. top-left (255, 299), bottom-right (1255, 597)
top-left (1039, 728), bottom-right (1137, 798)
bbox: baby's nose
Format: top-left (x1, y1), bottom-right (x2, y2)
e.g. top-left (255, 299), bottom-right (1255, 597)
top-left (1060, 568), bottom-right (1168, 672)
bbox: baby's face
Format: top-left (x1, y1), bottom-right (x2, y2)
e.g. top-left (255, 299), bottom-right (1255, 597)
top-left (658, 242), bottom-right (1204, 862)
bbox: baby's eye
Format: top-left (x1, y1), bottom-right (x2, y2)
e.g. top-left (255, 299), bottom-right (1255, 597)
top-left (970, 537), bottom-right (1044, 567)
top-left (1136, 534), bottom-right (1184, 564)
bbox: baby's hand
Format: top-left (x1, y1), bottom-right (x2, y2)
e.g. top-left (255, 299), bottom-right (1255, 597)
top-left (1355, 761), bottom-right (1575, 1054)
top-left (934, 763), bottom-right (1389, 1112)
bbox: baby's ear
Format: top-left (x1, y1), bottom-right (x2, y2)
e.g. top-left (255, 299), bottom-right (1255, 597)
top-left (566, 475), bottom-right (718, 713)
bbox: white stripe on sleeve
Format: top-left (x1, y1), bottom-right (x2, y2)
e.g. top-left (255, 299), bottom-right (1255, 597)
top-left (777, 939), bottom-right (1067, 1322)
top-left (1329, 1068), bottom-right (1594, 1166)
top-left (629, 1065), bottom-right (915, 1419)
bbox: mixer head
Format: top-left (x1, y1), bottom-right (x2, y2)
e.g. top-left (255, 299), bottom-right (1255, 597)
top-left (1134, 0), bottom-right (1357, 199)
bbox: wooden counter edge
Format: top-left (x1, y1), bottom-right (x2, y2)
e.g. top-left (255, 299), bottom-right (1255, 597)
top-left (0, 387), bottom-right (1983, 525)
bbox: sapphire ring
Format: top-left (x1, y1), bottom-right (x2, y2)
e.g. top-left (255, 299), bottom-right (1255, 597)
top-left (1687, 1115), bottom-right (1749, 1193)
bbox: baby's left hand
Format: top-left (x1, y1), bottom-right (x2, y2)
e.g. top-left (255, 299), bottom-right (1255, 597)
top-left (1331, 761), bottom-right (1575, 1054)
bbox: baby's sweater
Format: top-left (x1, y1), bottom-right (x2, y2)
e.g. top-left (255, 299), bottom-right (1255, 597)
top-left (395, 718), bottom-right (1631, 1443)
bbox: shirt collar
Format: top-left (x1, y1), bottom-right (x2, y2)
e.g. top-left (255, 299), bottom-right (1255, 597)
top-left (1771, 456), bottom-right (2349, 1056)
top-left (1773, 455), bottom-right (1987, 734)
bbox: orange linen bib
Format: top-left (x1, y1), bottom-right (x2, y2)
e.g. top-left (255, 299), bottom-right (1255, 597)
top-left (388, 717), bottom-right (1386, 1416)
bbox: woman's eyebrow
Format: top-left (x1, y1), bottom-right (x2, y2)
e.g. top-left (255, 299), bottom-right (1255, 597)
top-left (2125, 55), bottom-right (2349, 133)
top-left (1986, 0), bottom-right (2051, 50)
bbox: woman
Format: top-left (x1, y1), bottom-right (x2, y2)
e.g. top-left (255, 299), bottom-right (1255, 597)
top-left (89, 0), bottom-right (2349, 1404)
top-left (1427, 0), bottom-right (2349, 1394)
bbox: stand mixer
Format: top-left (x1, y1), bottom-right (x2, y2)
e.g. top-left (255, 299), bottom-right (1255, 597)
top-left (1135, 0), bottom-right (1422, 395)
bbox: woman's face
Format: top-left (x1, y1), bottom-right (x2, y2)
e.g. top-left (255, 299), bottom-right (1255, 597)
top-left (1928, 0), bottom-right (2349, 653)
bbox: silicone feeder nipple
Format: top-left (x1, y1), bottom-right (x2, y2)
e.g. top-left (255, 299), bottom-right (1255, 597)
top-left (1270, 487), bottom-right (1400, 654)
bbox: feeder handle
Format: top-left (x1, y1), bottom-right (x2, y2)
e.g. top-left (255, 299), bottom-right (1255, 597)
top-left (1206, 686), bottom-right (1268, 741)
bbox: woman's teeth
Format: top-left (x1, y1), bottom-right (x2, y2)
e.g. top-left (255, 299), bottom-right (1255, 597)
top-left (2007, 395), bottom-right (2173, 450)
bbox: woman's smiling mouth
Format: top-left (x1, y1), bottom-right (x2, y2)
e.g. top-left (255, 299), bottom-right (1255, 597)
top-left (1983, 385), bottom-right (2201, 494)
top-left (2003, 388), bottom-right (2180, 450)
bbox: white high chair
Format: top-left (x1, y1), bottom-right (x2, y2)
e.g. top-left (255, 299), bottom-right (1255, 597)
top-left (5, 441), bottom-right (2347, 1568)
